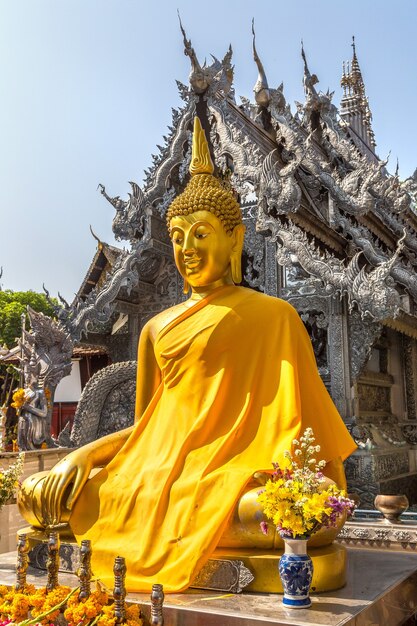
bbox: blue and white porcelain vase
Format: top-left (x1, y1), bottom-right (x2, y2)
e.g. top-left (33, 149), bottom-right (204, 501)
top-left (278, 537), bottom-right (313, 609)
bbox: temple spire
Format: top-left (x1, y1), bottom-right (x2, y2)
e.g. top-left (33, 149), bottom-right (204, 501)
top-left (340, 37), bottom-right (376, 152)
top-left (178, 12), bottom-right (209, 95)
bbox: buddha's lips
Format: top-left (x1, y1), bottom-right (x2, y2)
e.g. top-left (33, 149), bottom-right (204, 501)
top-left (184, 257), bottom-right (201, 268)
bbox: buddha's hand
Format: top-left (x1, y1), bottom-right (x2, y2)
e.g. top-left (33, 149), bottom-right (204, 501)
top-left (39, 426), bottom-right (133, 526)
top-left (40, 447), bottom-right (93, 527)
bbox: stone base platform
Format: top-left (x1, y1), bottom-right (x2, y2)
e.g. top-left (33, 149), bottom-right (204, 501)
top-left (0, 548), bottom-right (417, 626)
top-left (1, 548), bottom-right (417, 625)
top-left (21, 528), bottom-right (346, 593)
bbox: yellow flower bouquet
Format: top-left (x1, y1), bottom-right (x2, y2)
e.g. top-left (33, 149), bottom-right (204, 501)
top-left (257, 428), bottom-right (355, 539)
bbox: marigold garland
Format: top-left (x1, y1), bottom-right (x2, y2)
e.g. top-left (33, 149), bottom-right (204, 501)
top-left (64, 587), bottom-right (109, 625)
top-left (11, 389), bottom-right (27, 412)
top-left (29, 586), bottom-right (71, 625)
top-left (0, 583), bottom-right (143, 626)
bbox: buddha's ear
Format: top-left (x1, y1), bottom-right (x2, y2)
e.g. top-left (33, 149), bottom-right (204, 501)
top-left (230, 224), bottom-right (245, 284)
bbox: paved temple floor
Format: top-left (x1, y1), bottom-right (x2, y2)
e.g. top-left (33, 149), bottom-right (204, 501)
top-left (1, 548), bottom-right (417, 625)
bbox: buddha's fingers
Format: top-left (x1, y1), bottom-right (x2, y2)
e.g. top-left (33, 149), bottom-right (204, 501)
top-left (40, 474), bottom-right (55, 524)
top-left (51, 469), bottom-right (77, 522)
top-left (41, 473), bottom-right (61, 525)
top-left (42, 468), bottom-right (75, 526)
top-left (66, 465), bottom-right (90, 510)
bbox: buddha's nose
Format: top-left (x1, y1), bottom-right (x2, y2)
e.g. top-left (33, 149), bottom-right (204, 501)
top-left (183, 233), bottom-right (197, 253)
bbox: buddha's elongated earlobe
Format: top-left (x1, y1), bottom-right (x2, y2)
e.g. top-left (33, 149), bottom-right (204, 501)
top-left (183, 278), bottom-right (190, 294)
top-left (231, 253), bottom-right (242, 285)
top-left (231, 224), bottom-right (246, 284)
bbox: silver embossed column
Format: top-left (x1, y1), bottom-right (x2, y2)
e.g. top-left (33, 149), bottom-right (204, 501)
top-left (327, 296), bottom-right (352, 421)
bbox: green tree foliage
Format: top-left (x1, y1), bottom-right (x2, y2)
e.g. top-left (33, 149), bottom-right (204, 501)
top-left (0, 290), bottom-right (57, 348)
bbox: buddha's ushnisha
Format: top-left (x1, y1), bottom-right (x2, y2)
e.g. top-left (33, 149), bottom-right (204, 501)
top-left (167, 117), bottom-right (242, 235)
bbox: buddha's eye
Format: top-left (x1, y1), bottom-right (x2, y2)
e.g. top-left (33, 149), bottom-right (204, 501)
top-left (194, 227), bottom-right (209, 239)
top-left (172, 236), bottom-right (183, 245)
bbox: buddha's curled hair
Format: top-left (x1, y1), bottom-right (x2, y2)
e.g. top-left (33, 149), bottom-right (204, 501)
top-left (166, 174), bottom-right (242, 235)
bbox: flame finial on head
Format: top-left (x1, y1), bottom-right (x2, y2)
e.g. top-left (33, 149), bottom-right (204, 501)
top-left (189, 116), bottom-right (214, 176)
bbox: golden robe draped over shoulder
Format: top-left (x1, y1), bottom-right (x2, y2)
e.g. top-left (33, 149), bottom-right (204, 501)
top-left (70, 286), bottom-right (356, 592)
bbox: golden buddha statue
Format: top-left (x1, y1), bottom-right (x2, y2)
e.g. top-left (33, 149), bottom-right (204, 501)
top-left (19, 117), bottom-right (356, 593)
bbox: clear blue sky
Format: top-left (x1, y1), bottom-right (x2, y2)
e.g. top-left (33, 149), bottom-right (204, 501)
top-left (1, 0), bottom-right (416, 300)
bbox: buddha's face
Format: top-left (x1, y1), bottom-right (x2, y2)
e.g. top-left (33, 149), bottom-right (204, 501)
top-left (170, 210), bottom-right (238, 290)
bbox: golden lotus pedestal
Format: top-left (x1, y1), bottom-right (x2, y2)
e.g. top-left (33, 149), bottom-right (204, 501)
top-left (196, 545), bottom-right (347, 593)
top-left (19, 527), bottom-right (346, 594)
